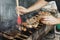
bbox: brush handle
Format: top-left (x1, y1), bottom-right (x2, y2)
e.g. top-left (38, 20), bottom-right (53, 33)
top-left (16, 0), bottom-right (20, 16)
top-left (16, 0), bottom-right (19, 7)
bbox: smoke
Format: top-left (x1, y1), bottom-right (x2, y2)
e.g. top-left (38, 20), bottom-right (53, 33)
top-left (0, 0), bottom-right (17, 32)
top-left (0, 0), bottom-right (37, 32)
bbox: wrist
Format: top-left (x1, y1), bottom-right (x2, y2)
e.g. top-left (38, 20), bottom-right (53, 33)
top-left (27, 9), bottom-right (31, 13)
top-left (27, 9), bottom-right (32, 13)
top-left (57, 18), bottom-right (60, 24)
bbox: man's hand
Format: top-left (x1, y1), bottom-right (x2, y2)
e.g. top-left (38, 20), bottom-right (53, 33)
top-left (41, 15), bottom-right (60, 25)
top-left (16, 6), bottom-right (29, 15)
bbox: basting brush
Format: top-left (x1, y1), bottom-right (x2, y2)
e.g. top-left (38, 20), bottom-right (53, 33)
top-left (16, 0), bottom-right (22, 25)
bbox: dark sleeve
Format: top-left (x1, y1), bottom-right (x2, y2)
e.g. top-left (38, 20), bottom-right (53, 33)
top-left (45, 0), bottom-right (55, 2)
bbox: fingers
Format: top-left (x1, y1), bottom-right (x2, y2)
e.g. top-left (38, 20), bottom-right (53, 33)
top-left (16, 6), bottom-right (27, 15)
top-left (40, 15), bottom-right (57, 25)
top-left (41, 20), bottom-right (53, 25)
top-left (41, 15), bottom-right (54, 20)
top-left (16, 6), bottom-right (26, 12)
top-left (40, 16), bottom-right (49, 21)
top-left (16, 6), bottom-right (26, 10)
top-left (16, 11), bottom-right (23, 15)
top-left (41, 21), bottom-right (49, 24)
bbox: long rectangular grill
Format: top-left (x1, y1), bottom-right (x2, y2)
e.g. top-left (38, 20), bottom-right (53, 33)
top-left (0, 26), bottom-right (46, 40)
top-left (0, 11), bottom-right (55, 40)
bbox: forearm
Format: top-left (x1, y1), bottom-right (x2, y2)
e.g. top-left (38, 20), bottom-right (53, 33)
top-left (27, 0), bottom-right (48, 12)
